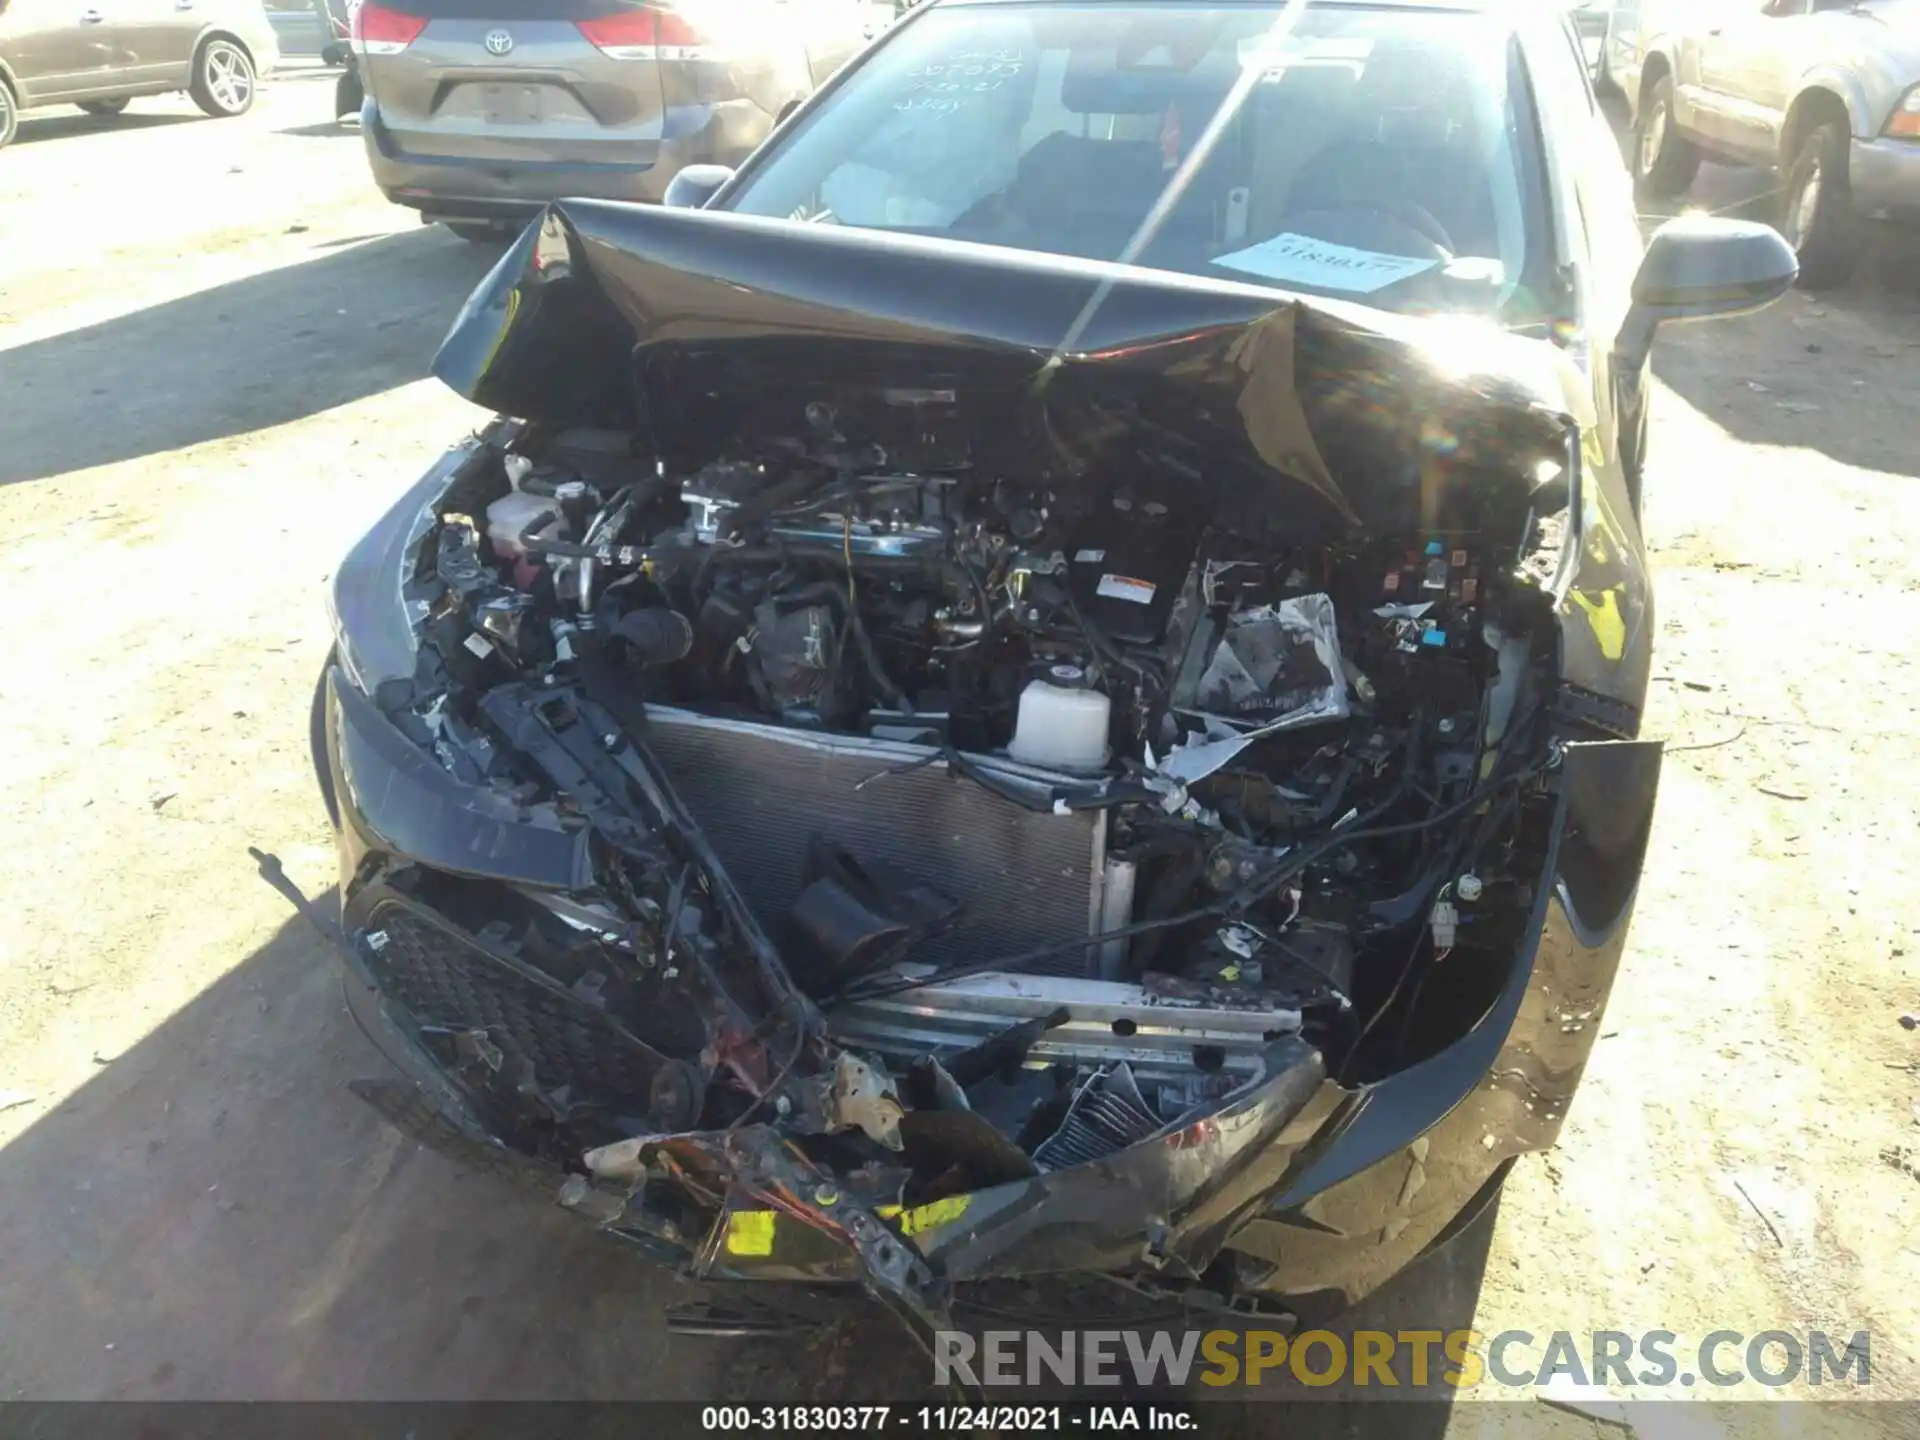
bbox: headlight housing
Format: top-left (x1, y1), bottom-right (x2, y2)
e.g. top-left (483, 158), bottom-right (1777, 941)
top-left (326, 441), bottom-right (479, 700)
top-left (1885, 85), bottom-right (1920, 139)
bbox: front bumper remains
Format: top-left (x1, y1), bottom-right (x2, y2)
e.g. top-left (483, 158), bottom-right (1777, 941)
top-left (311, 664), bottom-right (1663, 1335)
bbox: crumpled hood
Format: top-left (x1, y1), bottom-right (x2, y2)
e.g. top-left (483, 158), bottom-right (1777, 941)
top-left (435, 199), bottom-right (1587, 533)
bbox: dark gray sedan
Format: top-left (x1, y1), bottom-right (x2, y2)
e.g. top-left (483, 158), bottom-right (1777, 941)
top-left (310, 0), bottom-right (1799, 1346)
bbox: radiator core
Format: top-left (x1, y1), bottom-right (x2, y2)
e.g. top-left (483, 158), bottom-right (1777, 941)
top-left (642, 709), bottom-right (1104, 975)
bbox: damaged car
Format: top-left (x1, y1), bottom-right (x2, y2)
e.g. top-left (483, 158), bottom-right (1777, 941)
top-left (301, 0), bottom-right (1797, 1348)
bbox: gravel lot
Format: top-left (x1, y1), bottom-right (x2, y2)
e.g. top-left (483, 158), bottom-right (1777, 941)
top-left (3, 64), bottom-right (1918, 1433)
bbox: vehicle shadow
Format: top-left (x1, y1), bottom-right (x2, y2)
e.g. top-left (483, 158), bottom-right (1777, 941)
top-left (263, 66), bottom-right (346, 86)
top-left (0, 907), bottom-right (731, 1399)
top-left (277, 119), bottom-right (360, 139)
top-left (1647, 207), bottom-right (1920, 477)
top-left (0, 899), bottom-right (1502, 1437)
top-left (11, 112), bottom-right (202, 145)
top-left (0, 228), bottom-right (498, 488)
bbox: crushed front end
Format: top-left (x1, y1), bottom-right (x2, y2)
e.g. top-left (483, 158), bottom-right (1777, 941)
top-left (314, 201), bottom-right (1661, 1338)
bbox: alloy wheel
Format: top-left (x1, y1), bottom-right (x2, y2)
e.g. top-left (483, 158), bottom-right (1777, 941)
top-left (1786, 159), bottom-right (1823, 251)
top-left (1640, 100), bottom-right (1667, 176)
top-left (205, 44), bottom-right (254, 115)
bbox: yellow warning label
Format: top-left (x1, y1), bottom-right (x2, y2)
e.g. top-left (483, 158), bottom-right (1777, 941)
top-left (897, 1194), bottom-right (971, 1236)
top-left (724, 1209), bottom-right (776, 1256)
top-left (723, 1193), bottom-right (974, 1256)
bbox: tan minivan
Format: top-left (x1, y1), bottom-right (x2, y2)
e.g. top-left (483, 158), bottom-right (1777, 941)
top-left (0, 0), bottom-right (280, 146)
top-left (350, 0), bottom-right (894, 239)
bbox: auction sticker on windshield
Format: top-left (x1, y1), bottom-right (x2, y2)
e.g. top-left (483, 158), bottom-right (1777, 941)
top-left (1212, 234), bottom-right (1440, 294)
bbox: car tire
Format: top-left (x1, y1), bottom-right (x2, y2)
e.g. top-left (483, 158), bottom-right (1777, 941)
top-left (190, 37), bottom-right (256, 118)
top-left (1781, 119), bottom-right (1858, 291)
top-left (0, 82), bottom-right (18, 150)
top-left (79, 97), bottom-right (131, 116)
top-left (334, 67), bottom-right (363, 121)
top-left (445, 221), bottom-right (510, 244)
top-left (1633, 75), bottom-right (1699, 200)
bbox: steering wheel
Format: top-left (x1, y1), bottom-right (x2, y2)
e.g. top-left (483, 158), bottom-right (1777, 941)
top-left (1275, 199), bottom-right (1456, 259)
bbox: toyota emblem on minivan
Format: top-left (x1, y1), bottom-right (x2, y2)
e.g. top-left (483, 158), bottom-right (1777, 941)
top-left (484, 29), bottom-right (514, 55)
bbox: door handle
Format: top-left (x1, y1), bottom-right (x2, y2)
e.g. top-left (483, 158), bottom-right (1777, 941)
top-left (80, 8), bottom-right (105, 21)
top-left (175, 0), bottom-right (195, 9)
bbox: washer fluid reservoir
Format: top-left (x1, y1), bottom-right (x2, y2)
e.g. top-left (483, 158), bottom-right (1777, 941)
top-left (1007, 679), bottom-right (1111, 774)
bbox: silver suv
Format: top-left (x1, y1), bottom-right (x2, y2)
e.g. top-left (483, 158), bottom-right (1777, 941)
top-left (1608, 0), bottom-right (1920, 287)
top-left (352, 0), bottom-right (894, 238)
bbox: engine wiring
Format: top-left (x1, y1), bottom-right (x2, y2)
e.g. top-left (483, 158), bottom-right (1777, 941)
top-left (833, 722), bottom-right (1557, 1007)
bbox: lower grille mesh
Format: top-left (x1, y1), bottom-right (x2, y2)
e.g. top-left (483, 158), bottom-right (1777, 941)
top-left (644, 711), bottom-right (1102, 975)
top-left (366, 903), bottom-right (658, 1105)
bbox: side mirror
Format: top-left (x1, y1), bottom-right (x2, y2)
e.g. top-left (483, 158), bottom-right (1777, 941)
top-left (1616, 216), bottom-right (1797, 371)
top-left (663, 164), bottom-right (736, 210)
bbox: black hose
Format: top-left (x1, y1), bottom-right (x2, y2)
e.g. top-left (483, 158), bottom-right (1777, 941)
top-left (693, 544), bottom-right (785, 609)
top-left (847, 602), bottom-right (910, 711)
top-left (1344, 787), bottom-right (1521, 1082)
top-left (718, 468), bottom-right (832, 542)
top-left (1225, 699), bottom-right (1552, 916)
top-left (950, 557), bottom-right (996, 666)
top-left (946, 746), bottom-right (1164, 815)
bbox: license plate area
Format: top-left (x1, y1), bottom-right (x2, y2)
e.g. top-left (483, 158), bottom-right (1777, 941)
top-left (479, 83), bottom-right (541, 126)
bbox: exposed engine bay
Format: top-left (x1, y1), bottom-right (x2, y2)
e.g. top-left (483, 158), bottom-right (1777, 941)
top-left (365, 375), bottom-right (1566, 1194)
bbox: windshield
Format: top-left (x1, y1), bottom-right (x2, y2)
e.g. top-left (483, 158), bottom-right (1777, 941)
top-left (722, 2), bottom-right (1543, 317)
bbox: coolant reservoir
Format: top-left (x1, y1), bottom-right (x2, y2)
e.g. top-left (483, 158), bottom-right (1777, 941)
top-left (486, 490), bottom-right (561, 559)
top-left (1007, 680), bottom-right (1111, 774)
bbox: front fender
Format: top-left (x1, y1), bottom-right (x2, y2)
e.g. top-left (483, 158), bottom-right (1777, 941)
top-left (1791, 75), bottom-right (1874, 146)
top-left (1225, 736), bottom-right (1662, 1303)
top-left (636, 741), bottom-right (1663, 1309)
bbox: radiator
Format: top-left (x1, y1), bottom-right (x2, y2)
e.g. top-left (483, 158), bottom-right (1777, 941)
top-left (642, 709), bottom-right (1104, 975)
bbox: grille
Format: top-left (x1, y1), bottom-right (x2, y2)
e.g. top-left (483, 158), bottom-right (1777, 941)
top-left (643, 710), bottom-right (1103, 975)
top-left (1031, 1064), bottom-right (1162, 1171)
top-left (366, 902), bottom-right (659, 1106)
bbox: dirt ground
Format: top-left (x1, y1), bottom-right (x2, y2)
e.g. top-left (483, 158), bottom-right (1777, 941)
top-left (3, 67), bottom-right (1919, 1433)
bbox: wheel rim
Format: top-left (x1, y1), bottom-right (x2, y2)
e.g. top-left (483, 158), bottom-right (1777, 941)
top-left (206, 45), bottom-right (253, 112)
top-left (1640, 100), bottom-right (1667, 174)
top-left (1787, 159), bottom-right (1822, 249)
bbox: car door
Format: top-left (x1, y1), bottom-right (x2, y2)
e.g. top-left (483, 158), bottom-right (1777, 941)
top-left (0, 0), bottom-right (116, 101)
top-left (112, 0), bottom-right (205, 87)
top-left (1689, 0), bottom-right (1802, 156)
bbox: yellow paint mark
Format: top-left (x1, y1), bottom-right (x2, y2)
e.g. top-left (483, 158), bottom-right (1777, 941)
top-left (897, 1194), bottom-right (971, 1236)
top-left (724, 1209), bottom-right (775, 1256)
top-left (478, 287), bottom-right (521, 377)
top-left (1570, 589), bottom-right (1626, 662)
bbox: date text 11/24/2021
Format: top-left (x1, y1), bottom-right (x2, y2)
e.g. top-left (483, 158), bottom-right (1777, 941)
top-left (701, 1406), bottom-right (1199, 1432)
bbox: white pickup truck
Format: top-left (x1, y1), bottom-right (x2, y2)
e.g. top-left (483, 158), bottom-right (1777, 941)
top-left (1605, 0), bottom-right (1920, 286)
